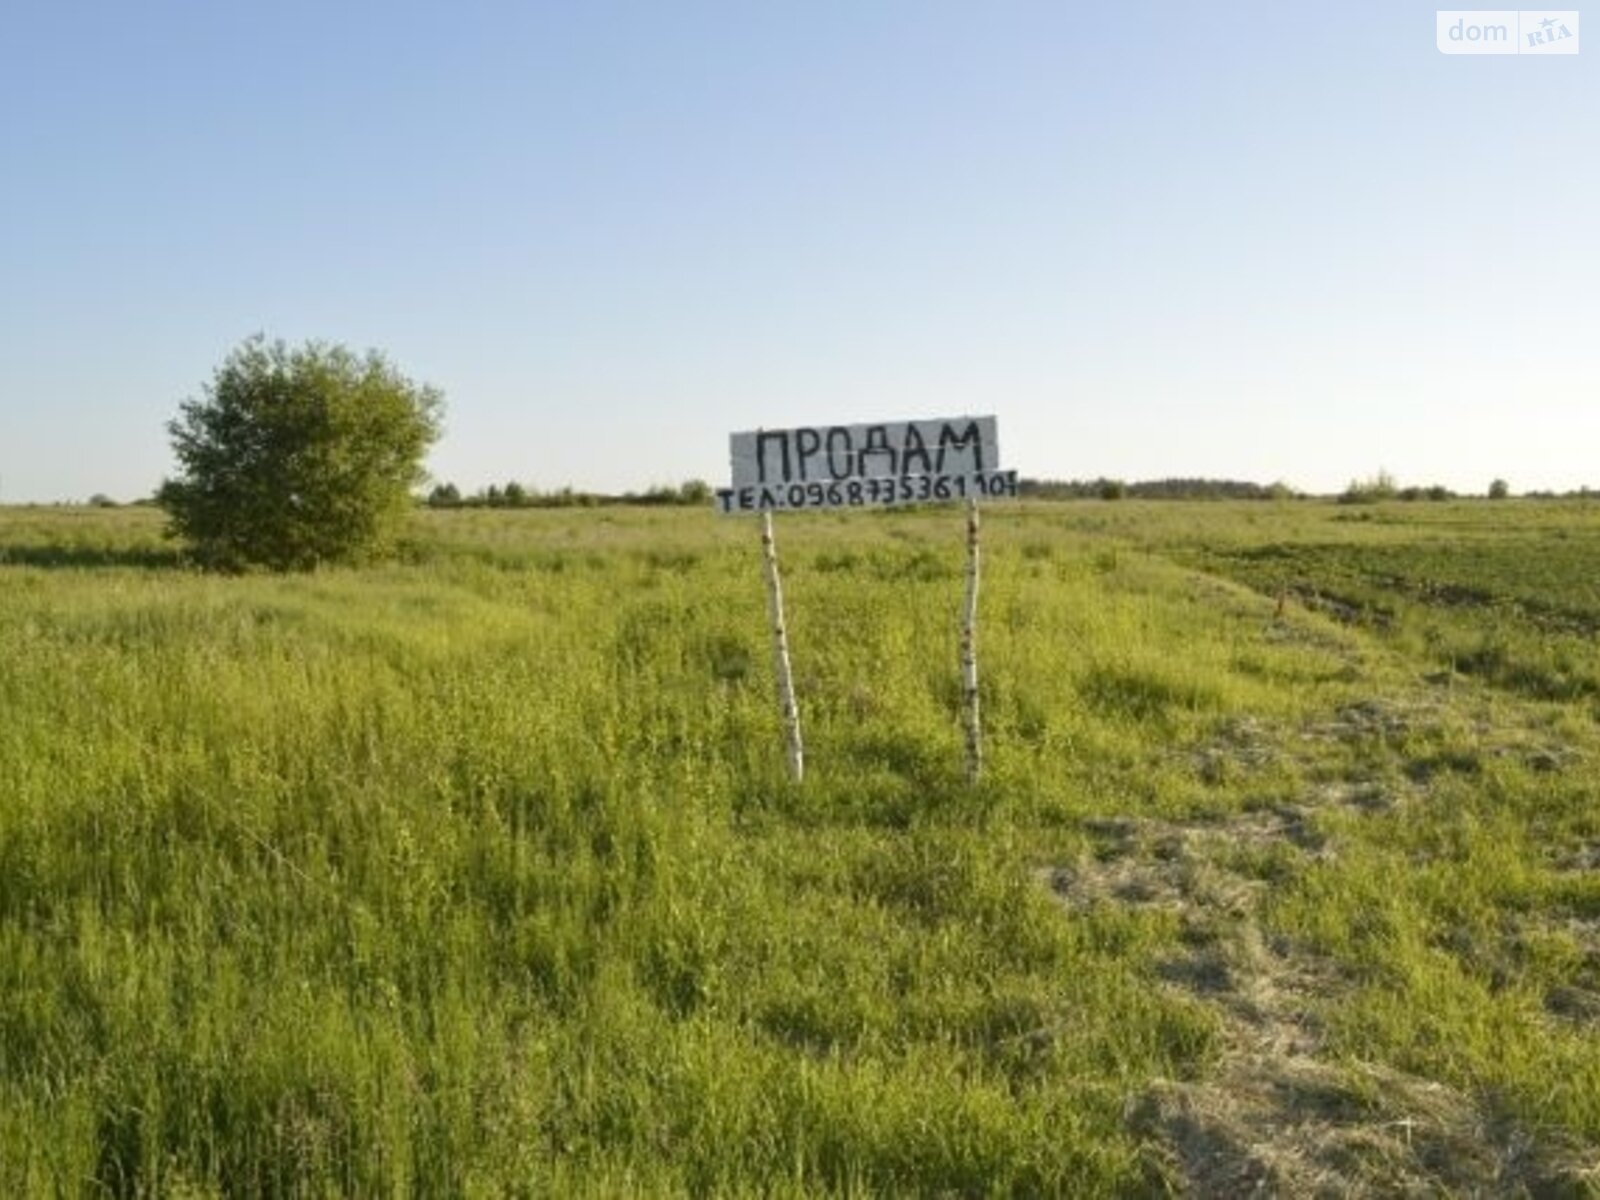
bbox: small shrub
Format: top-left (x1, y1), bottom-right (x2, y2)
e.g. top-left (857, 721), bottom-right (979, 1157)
top-left (158, 335), bottom-right (442, 570)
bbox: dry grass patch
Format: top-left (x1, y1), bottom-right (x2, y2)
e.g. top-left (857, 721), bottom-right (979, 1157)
top-left (1041, 800), bottom-right (1591, 1195)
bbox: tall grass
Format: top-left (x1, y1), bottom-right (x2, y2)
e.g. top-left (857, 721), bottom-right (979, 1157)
top-left (2, 501), bottom-right (1597, 1192)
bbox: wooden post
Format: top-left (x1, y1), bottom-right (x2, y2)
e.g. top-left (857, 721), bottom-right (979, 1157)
top-left (760, 511), bottom-right (804, 782)
top-left (961, 496), bottom-right (982, 784)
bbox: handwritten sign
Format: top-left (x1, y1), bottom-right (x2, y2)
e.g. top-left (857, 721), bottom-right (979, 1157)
top-left (717, 416), bottom-right (1013, 514)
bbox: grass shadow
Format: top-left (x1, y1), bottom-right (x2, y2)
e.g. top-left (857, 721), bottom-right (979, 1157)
top-left (0, 543), bottom-right (190, 570)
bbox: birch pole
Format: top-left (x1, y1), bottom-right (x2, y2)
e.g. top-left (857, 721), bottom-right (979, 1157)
top-left (760, 511), bottom-right (804, 782)
top-left (961, 496), bottom-right (982, 784)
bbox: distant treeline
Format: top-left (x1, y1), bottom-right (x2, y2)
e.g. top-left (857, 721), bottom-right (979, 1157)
top-left (1019, 477), bottom-right (1297, 501)
top-left (1336, 472), bottom-right (1593, 504)
top-left (1525, 487), bottom-right (1600, 500)
top-left (422, 480), bottom-right (714, 509)
top-left (1024, 476), bottom-right (1600, 503)
top-left (429, 477), bottom-right (1291, 508)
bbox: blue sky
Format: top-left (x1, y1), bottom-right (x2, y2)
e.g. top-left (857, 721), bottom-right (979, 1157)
top-left (2, 1), bottom-right (1594, 501)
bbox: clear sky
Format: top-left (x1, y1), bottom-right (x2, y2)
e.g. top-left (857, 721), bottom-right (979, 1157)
top-left (2, 1), bottom-right (1595, 501)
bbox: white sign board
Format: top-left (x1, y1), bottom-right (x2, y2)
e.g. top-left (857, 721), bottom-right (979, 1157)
top-left (716, 416), bottom-right (1014, 514)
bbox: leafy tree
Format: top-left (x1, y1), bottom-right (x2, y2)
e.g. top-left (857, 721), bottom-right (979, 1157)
top-left (427, 482), bottom-right (462, 508)
top-left (503, 480), bottom-right (528, 507)
top-left (1340, 470), bottom-right (1398, 505)
top-left (1488, 478), bottom-right (1510, 500)
top-left (159, 336), bottom-right (442, 570)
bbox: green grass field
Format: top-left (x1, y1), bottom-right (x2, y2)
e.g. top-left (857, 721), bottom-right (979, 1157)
top-left (2, 499), bottom-right (1598, 1195)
